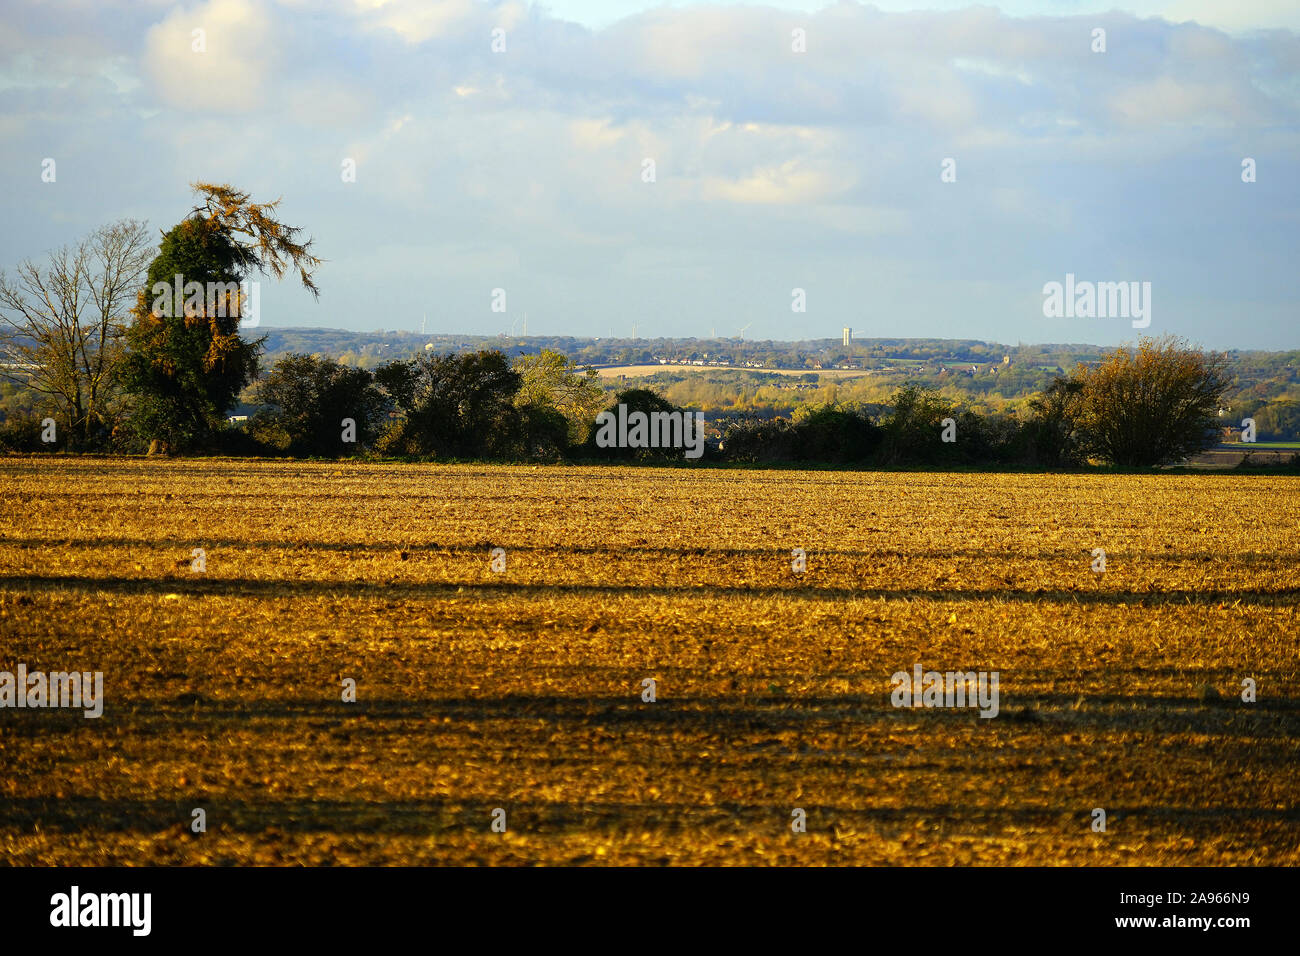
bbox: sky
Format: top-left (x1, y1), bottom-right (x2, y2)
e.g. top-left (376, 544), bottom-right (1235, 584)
top-left (1, 0), bottom-right (1297, 349)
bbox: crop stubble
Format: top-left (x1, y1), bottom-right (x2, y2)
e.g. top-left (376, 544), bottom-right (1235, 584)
top-left (0, 458), bottom-right (1297, 864)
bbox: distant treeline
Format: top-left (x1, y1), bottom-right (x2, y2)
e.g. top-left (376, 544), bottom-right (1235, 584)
top-left (243, 327), bottom-right (1300, 438)
top-left (644, 336), bottom-right (1242, 469)
top-left (3, 335), bottom-right (1264, 471)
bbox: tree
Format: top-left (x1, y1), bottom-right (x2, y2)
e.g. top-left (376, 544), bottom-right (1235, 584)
top-left (790, 401), bottom-right (881, 462)
top-left (511, 404), bottom-right (572, 461)
top-left (721, 416), bottom-right (799, 463)
top-left (583, 387), bottom-right (688, 461)
top-left (1076, 335), bottom-right (1231, 467)
top-left (513, 349), bottom-right (605, 443)
top-left (877, 382), bottom-right (956, 465)
top-left (375, 350), bottom-right (524, 458)
top-left (1252, 399), bottom-right (1300, 441)
top-left (185, 182), bottom-right (321, 295)
top-left (119, 217), bottom-right (258, 452)
top-left (0, 220), bottom-right (154, 446)
top-left (251, 354), bottom-right (388, 456)
top-left (121, 183), bottom-right (321, 453)
top-left (1024, 375), bottom-right (1086, 467)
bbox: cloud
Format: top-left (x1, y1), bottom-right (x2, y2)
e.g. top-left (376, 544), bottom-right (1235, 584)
top-left (350, 0), bottom-right (482, 45)
top-left (142, 0), bottom-right (273, 111)
top-left (701, 160), bottom-right (840, 204)
top-left (1109, 75), bottom-right (1264, 127)
top-left (2, 0), bottom-right (1298, 347)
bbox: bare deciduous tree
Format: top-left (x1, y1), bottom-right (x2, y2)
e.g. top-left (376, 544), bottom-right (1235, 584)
top-left (0, 219), bottom-right (154, 445)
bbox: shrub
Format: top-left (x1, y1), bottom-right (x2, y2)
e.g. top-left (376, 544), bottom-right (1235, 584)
top-left (1077, 335), bottom-right (1231, 467)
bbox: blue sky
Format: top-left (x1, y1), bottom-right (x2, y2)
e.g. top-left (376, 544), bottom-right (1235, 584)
top-left (2, 0), bottom-right (1297, 348)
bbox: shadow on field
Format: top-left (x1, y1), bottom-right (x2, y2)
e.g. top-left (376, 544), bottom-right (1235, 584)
top-left (4, 572), bottom-right (1300, 607)
top-left (4, 692), bottom-right (1296, 739)
top-left (2, 793), bottom-right (1297, 836)
top-left (3, 536), bottom-right (1296, 567)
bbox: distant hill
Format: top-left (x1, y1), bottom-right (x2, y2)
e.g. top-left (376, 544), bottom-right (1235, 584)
top-left (259, 326), bottom-right (1121, 370)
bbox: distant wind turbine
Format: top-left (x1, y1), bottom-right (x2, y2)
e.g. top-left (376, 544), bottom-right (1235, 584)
top-left (737, 323), bottom-right (753, 341)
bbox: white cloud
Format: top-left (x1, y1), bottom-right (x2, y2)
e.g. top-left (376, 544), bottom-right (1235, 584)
top-left (569, 118), bottom-right (626, 150)
top-left (701, 160), bottom-right (840, 204)
top-left (1109, 75), bottom-right (1263, 126)
top-left (3, 0), bottom-right (1298, 347)
top-left (349, 0), bottom-right (527, 44)
top-left (350, 0), bottom-right (479, 44)
top-left (141, 0), bottom-right (272, 111)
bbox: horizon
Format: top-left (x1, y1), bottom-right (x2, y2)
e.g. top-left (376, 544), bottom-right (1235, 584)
top-left (255, 325), bottom-right (1300, 355)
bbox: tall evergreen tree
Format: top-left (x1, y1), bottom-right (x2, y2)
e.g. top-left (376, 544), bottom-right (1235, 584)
top-left (120, 183), bottom-right (320, 453)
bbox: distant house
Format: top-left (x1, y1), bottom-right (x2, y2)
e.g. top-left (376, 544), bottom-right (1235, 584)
top-left (227, 415), bottom-right (248, 426)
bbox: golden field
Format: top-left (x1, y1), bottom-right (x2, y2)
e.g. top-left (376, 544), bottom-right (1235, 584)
top-left (0, 457), bottom-right (1297, 865)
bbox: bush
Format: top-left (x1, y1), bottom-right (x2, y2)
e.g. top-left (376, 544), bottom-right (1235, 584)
top-left (722, 417), bottom-right (799, 463)
top-left (509, 404), bottom-right (572, 462)
top-left (251, 354), bottom-right (388, 456)
top-left (583, 388), bottom-right (698, 461)
top-left (1021, 377), bottom-right (1086, 467)
top-left (0, 414), bottom-right (58, 452)
top-left (1077, 335), bottom-right (1231, 467)
top-left (790, 403), bottom-right (882, 463)
top-left (373, 350), bottom-right (526, 460)
top-left (877, 383), bottom-right (956, 466)
top-left (211, 421), bottom-right (274, 457)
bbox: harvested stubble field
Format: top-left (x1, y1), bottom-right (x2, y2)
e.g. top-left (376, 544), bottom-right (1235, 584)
top-left (1, 457), bottom-right (1297, 866)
